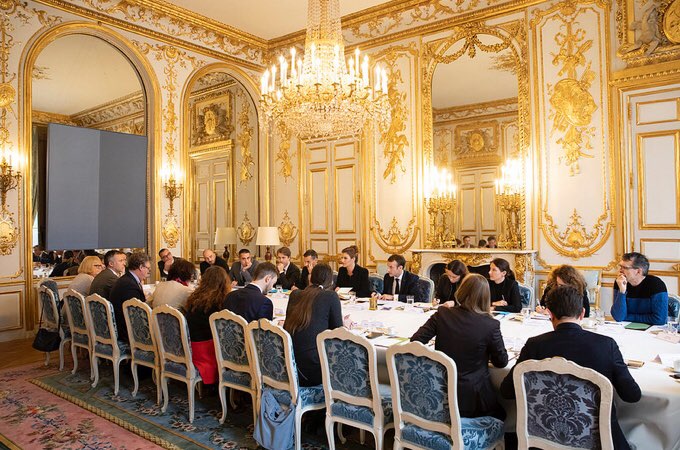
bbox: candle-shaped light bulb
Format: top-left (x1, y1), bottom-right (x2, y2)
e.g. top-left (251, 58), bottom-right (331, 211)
top-left (354, 48), bottom-right (360, 79)
top-left (382, 68), bottom-right (388, 93)
top-left (362, 55), bottom-right (369, 86)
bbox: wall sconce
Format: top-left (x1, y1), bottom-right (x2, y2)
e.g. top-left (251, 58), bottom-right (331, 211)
top-left (160, 164), bottom-right (183, 215)
top-left (424, 166), bottom-right (456, 249)
top-left (495, 158), bottom-right (523, 249)
top-left (255, 226), bottom-right (280, 262)
top-left (214, 226), bottom-right (237, 262)
top-left (0, 146), bottom-right (21, 255)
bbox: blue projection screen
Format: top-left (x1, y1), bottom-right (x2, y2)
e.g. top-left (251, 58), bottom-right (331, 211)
top-left (46, 123), bottom-right (147, 250)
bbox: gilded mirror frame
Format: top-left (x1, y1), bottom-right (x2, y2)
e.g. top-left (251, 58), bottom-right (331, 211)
top-left (21, 22), bottom-right (161, 290)
top-left (421, 20), bottom-right (530, 249)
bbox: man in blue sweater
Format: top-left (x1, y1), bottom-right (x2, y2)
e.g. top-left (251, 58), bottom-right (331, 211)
top-left (611, 252), bottom-right (668, 325)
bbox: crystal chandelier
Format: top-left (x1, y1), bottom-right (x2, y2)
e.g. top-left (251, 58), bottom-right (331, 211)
top-left (259, 0), bottom-right (391, 140)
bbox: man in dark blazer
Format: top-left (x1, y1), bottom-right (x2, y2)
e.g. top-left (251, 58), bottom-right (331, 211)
top-left (228, 248), bottom-right (259, 286)
top-left (158, 248), bottom-right (185, 279)
top-left (275, 246), bottom-right (301, 290)
top-left (223, 262), bottom-right (275, 323)
top-left (381, 254), bottom-right (425, 302)
top-left (199, 249), bottom-right (229, 275)
top-left (89, 250), bottom-right (127, 299)
top-left (500, 286), bottom-right (641, 450)
top-left (294, 249), bottom-right (318, 290)
top-left (108, 252), bottom-right (151, 343)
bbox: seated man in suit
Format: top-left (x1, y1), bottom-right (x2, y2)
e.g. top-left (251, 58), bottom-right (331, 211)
top-left (199, 248), bottom-right (229, 275)
top-left (460, 235), bottom-right (475, 248)
top-left (486, 235), bottom-right (498, 248)
top-left (379, 254), bottom-right (425, 302)
top-left (500, 285), bottom-right (641, 450)
top-left (294, 249), bottom-right (318, 290)
top-left (89, 250), bottom-right (126, 299)
top-left (275, 246), bottom-right (301, 290)
top-left (223, 262), bottom-right (275, 323)
top-left (108, 252), bottom-right (151, 343)
top-left (228, 248), bottom-right (259, 287)
top-left (157, 248), bottom-right (184, 280)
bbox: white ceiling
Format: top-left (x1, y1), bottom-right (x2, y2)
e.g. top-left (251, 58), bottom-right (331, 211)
top-left (165, 0), bottom-right (389, 40)
top-left (32, 35), bottom-right (141, 115)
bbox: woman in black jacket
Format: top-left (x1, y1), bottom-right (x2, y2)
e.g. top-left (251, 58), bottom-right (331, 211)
top-left (435, 259), bottom-right (469, 304)
top-left (488, 258), bottom-right (522, 313)
top-left (335, 245), bottom-right (371, 298)
top-left (411, 273), bottom-right (508, 420)
top-left (285, 263), bottom-right (343, 386)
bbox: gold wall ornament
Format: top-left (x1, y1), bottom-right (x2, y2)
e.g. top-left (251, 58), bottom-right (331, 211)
top-left (237, 91), bottom-right (254, 183)
top-left (433, 128), bottom-right (450, 166)
top-left (672, 263), bottom-right (680, 272)
top-left (541, 209), bottom-right (611, 258)
top-left (514, 253), bottom-right (534, 284)
top-left (664, 0), bottom-right (680, 44)
top-left (161, 215), bottom-right (180, 248)
top-left (424, 167), bottom-right (457, 248)
top-left (348, 10), bottom-right (403, 39)
top-left (237, 212), bottom-right (255, 246)
top-left (275, 122), bottom-right (293, 180)
top-left (410, 252), bottom-right (422, 275)
top-left (277, 211), bottom-right (298, 247)
top-left (619, 3), bottom-right (664, 55)
top-left (379, 66), bottom-right (408, 184)
top-left (190, 90), bottom-right (234, 149)
top-left (454, 121), bottom-right (499, 158)
top-left (444, 252), bottom-right (494, 267)
top-left (371, 216), bottom-right (419, 255)
top-left (548, 20), bottom-right (597, 176)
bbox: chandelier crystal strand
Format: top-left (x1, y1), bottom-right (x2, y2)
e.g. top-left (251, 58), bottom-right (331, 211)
top-left (260, 0), bottom-right (390, 140)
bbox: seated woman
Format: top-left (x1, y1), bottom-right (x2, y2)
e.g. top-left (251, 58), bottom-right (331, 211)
top-left (150, 259), bottom-right (195, 310)
top-left (68, 255), bottom-right (104, 296)
top-left (537, 264), bottom-right (590, 317)
top-left (284, 263), bottom-right (343, 387)
top-left (435, 260), bottom-right (469, 305)
top-left (183, 266), bottom-right (231, 385)
top-left (335, 245), bottom-right (371, 297)
top-left (411, 273), bottom-right (508, 420)
top-left (488, 258), bottom-right (521, 313)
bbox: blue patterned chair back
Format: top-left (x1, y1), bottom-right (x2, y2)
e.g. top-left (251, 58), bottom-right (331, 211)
top-left (513, 357), bottom-right (614, 450)
top-left (63, 289), bottom-right (89, 336)
top-left (518, 283), bottom-right (534, 309)
top-left (39, 278), bottom-right (60, 302)
top-left (386, 341), bottom-right (461, 442)
top-left (246, 319), bottom-right (299, 403)
top-left (369, 274), bottom-right (384, 295)
top-left (87, 294), bottom-right (129, 360)
top-left (418, 276), bottom-right (435, 303)
top-left (123, 298), bottom-right (157, 365)
top-left (210, 309), bottom-right (252, 372)
top-left (668, 294), bottom-right (680, 319)
top-left (38, 285), bottom-right (60, 331)
top-left (152, 304), bottom-right (198, 379)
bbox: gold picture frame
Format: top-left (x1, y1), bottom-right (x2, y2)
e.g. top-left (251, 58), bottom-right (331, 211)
top-left (190, 90), bottom-right (234, 151)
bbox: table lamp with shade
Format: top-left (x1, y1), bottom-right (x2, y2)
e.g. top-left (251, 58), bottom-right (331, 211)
top-left (256, 226), bottom-right (280, 262)
top-left (214, 227), bottom-right (237, 262)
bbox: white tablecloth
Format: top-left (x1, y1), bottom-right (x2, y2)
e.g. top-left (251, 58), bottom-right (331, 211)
top-left (270, 295), bottom-right (680, 449)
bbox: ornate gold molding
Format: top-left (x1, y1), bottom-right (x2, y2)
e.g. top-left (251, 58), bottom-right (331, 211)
top-left (541, 209), bottom-right (611, 258)
top-left (236, 90), bottom-right (254, 183)
top-left (371, 216), bottom-right (419, 255)
top-left (237, 211), bottom-right (255, 246)
top-left (514, 253), bottom-right (534, 283)
top-left (433, 97), bottom-right (518, 122)
top-left (410, 251), bottom-right (422, 275)
top-left (31, 110), bottom-right (76, 126)
top-left (442, 252), bottom-right (493, 267)
top-left (275, 122), bottom-right (293, 180)
top-left (663, 0), bottom-right (680, 43)
top-left (378, 56), bottom-right (409, 184)
top-left (277, 211), bottom-right (298, 247)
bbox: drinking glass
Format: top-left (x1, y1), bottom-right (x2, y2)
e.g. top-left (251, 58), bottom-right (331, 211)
top-left (521, 307), bottom-right (531, 320)
top-left (349, 291), bottom-right (356, 304)
top-left (275, 284), bottom-right (283, 294)
top-left (406, 295), bottom-right (415, 311)
top-left (667, 316), bottom-right (677, 334)
top-left (594, 308), bottom-right (605, 325)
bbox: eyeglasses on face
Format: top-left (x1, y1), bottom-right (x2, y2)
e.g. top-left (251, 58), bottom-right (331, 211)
top-left (618, 264), bottom-right (636, 271)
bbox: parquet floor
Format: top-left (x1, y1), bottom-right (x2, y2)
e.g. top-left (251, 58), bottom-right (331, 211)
top-left (0, 337), bottom-right (45, 370)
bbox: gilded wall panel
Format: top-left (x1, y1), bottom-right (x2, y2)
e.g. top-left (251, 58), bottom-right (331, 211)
top-left (532, 0), bottom-right (615, 263)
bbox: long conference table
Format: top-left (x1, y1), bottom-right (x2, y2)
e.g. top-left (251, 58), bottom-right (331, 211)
top-left (269, 294), bottom-right (680, 450)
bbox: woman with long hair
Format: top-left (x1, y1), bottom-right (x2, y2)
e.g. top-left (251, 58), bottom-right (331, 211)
top-left (284, 263), bottom-right (343, 387)
top-left (411, 273), bottom-right (508, 420)
top-left (488, 258), bottom-right (521, 313)
top-left (184, 266), bottom-right (231, 385)
top-left (335, 245), bottom-right (371, 297)
top-left (435, 260), bottom-right (469, 304)
top-left (151, 259), bottom-right (195, 309)
top-left (68, 255), bottom-right (104, 295)
top-left (537, 264), bottom-right (590, 317)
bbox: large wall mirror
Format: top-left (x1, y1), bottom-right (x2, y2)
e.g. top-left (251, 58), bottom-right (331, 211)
top-left (424, 22), bottom-right (529, 249)
top-left (29, 32), bottom-right (147, 278)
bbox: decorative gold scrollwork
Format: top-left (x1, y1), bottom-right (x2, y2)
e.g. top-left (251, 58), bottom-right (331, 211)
top-left (442, 253), bottom-right (493, 267)
top-left (514, 254), bottom-right (534, 284)
top-left (237, 90), bottom-right (254, 183)
top-left (277, 211), bottom-right (298, 247)
top-left (410, 252), bottom-right (422, 275)
top-left (663, 0), bottom-right (680, 44)
top-left (275, 122), bottom-right (293, 180)
top-left (237, 212), bottom-right (255, 246)
top-left (542, 209), bottom-right (611, 258)
top-left (371, 216), bottom-right (419, 255)
top-left (161, 215), bottom-right (180, 248)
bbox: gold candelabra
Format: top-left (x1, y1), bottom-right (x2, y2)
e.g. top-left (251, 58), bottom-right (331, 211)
top-left (0, 156), bottom-right (20, 212)
top-left (495, 158), bottom-right (523, 249)
top-left (0, 150), bottom-right (21, 255)
top-left (161, 165), bottom-right (183, 215)
top-left (424, 166), bottom-right (457, 249)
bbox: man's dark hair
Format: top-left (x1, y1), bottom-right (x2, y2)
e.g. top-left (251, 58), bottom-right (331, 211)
top-left (104, 250), bottom-right (124, 267)
top-left (303, 249), bottom-right (318, 259)
top-left (63, 250), bottom-right (75, 260)
top-left (253, 262), bottom-right (278, 280)
top-left (387, 254), bottom-right (406, 269)
top-left (546, 285), bottom-right (583, 320)
top-left (168, 259), bottom-right (195, 282)
top-left (277, 247), bottom-right (292, 258)
top-left (622, 252), bottom-right (650, 276)
top-left (158, 248), bottom-right (168, 257)
top-left (238, 248), bottom-right (251, 256)
top-left (127, 252), bottom-right (150, 271)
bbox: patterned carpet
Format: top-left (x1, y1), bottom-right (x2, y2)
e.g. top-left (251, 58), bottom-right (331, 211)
top-left (1, 359), bottom-right (372, 449)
